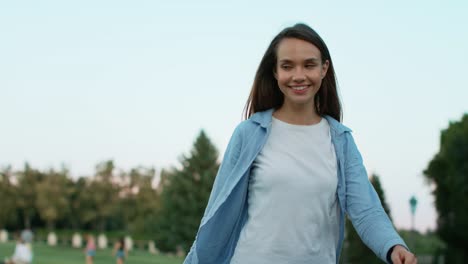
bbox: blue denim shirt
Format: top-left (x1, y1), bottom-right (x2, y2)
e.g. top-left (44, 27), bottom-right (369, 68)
top-left (184, 109), bottom-right (407, 264)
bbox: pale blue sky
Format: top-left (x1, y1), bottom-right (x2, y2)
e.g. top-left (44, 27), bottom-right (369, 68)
top-left (1, 1), bottom-right (467, 232)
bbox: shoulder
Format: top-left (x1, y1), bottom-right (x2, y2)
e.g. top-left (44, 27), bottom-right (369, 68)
top-left (226, 120), bottom-right (256, 151)
top-left (323, 115), bottom-right (352, 135)
top-left (235, 119), bottom-right (259, 134)
top-left (323, 116), bottom-right (362, 160)
top-left (231, 112), bottom-right (266, 138)
top-left (323, 116), bottom-right (356, 149)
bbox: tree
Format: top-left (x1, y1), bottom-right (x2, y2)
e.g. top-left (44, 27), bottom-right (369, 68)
top-left (15, 163), bottom-right (43, 228)
top-left (156, 130), bottom-right (219, 252)
top-left (67, 177), bottom-right (88, 230)
top-left (0, 166), bottom-right (17, 228)
top-left (343, 173), bottom-right (393, 264)
top-left (119, 166), bottom-right (159, 235)
top-left (134, 175), bottom-right (161, 237)
top-left (90, 160), bottom-right (120, 231)
top-left (73, 177), bottom-right (101, 230)
top-left (35, 167), bottom-right (72, 230)
top-left (424, 113), bottom-right (468, 263)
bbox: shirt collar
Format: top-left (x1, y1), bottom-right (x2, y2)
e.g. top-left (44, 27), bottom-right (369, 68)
top-left (250, 108), bottom-right (352, 135)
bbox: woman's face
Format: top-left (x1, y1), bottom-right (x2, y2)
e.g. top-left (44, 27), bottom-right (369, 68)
top-left (274, 38), bottom-right (329, 109)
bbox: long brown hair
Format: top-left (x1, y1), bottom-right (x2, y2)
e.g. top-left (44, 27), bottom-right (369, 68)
top-left (243, 23), bottom-right (342, 122)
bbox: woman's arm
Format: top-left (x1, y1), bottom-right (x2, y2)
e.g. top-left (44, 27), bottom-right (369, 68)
top-left (343, 132), bottom-right (413, 263)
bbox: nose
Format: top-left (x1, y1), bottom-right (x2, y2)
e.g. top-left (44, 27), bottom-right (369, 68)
top-left (292, 68), bottom-right (306, 82)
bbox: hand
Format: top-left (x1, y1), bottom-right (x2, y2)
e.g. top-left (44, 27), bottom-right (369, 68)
top-left (390, 245), bottom-right (417, 264)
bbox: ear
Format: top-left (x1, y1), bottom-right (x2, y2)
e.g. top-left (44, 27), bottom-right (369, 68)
top-left (273, 68), bottom-right (278, 80)
top-left (321, 60), bottom-right (330, 79)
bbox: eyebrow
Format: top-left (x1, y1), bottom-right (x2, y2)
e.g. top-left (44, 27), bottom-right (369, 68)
top-left (278, 58), bottom-right (320, 63)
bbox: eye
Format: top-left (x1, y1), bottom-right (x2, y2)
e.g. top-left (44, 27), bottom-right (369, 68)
top-left (281, 65), bottom-right (292, 70)
top-left (305, 64), bottom-right (316, 69)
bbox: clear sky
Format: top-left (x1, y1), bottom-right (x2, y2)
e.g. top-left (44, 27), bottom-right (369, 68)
top-left (1, 1), bottom-right (467, 232)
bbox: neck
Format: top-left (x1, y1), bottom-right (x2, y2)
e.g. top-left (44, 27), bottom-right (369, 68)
top-left (273, 102), bottom-right (321, 125)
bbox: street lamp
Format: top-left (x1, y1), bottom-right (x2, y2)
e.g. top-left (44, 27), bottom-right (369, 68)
top-left (409, 195), bottom-right (418, 231)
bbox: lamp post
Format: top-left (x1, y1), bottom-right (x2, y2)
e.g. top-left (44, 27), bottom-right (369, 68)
top-left (408, 195), bottom-right (418, 251)
top-left (409, 195), bottom-right (418, 231)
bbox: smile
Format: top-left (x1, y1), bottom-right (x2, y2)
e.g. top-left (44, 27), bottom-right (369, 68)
top-left (289, 85), bottom-right (310, 91)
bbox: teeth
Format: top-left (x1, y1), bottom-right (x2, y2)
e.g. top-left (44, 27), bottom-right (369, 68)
top-left (292, 86), bottom-right (308, 90)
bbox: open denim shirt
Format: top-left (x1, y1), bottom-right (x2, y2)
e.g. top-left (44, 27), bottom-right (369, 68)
top-left (184, 109), bottom-right (407, 264)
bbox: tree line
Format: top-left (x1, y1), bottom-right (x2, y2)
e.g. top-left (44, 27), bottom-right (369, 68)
top-left (0, 160), bottom-right (160, 237)
top-left (1, 113), bottom-right (467, 261)
top-left (0, 130), bottom-right (218, 253)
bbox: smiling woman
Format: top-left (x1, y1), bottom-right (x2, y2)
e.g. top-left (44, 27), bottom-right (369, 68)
top-left (274, 38), bottom-right (330, 123)
top-left (243, 23), bottom-right (341, 126)
top-left (183, 23), bottom-right (418, 264)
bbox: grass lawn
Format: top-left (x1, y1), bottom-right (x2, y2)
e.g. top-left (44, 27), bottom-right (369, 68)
top-left (0, 242), bottom-right (184, 264)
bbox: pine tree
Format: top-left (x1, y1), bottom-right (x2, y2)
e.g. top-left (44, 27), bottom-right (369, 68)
top-left (156, 130), bottom-right (219, 252)
top-left (342, 173), bottom-right (392, 264)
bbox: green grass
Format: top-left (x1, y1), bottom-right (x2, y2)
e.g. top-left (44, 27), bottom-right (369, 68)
top-left (0, 242), bottom-right (184, 264)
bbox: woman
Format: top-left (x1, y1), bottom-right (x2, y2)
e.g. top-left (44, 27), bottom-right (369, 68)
top-left (113, 238), bottom-right (126, 264)
top-left (184, 23), bottom-right (417, 264)
top-left (84, 234), bottom-right (96, 264)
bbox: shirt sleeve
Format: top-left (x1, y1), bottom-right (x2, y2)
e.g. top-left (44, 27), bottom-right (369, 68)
top-left (343, 132), bottom-right (409, 263)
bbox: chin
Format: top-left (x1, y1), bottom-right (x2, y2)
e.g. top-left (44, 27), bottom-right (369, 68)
top-left (287, 99), bottom-right (315, 107)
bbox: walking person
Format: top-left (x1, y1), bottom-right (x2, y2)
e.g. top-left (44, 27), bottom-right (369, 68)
top-left (113, 237), bottom-right (126, 264)
top-left (183, 23), bottom-right (417, 264)
top-left (84, 234), bottom-right (96, 264)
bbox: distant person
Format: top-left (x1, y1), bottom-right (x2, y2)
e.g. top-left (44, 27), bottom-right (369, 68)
top-left (183, 23), bottom-right (417, 264)
top-left (19, 229), bottom-right (33, 253)
top-left (2, 234), bottom-right (32, 264)
top-left (113, 238), bottom-right (126, 264)
top-left (84, 234), bottom-right (96, 264)
top-left (19, 229), bottom-right (33, 246)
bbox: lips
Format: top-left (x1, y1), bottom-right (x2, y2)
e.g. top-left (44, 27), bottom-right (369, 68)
top-left (289, 85), bottom-right (311, 91)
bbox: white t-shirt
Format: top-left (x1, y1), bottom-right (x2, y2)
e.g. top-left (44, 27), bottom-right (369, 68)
top-left (230, 117), bottom-right (340, 264)
top-left (12, 243), bottom-right (32, 263)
